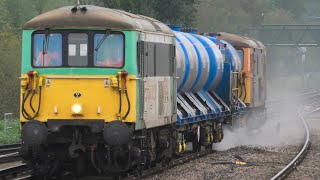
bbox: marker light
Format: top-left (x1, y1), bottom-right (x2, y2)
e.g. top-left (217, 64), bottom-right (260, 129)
top-left (97, 106), bottom-right (101, 114)
top-left (72, 104), bottom-right (82, 114)
top-left (54, 106), bottom-right (58, 114)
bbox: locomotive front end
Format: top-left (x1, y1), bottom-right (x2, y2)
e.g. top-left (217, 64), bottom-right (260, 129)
top-left (19, 6), bottom-right (143, 176)
top-left (20, 30), bottom-right (137, 137)
top-left (19, 4), bottom-right (178, 177)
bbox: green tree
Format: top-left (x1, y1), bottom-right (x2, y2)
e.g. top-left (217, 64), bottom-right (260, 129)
top-left (263, 8), bottom-right (295, 24)
top-left (275, 0), bottom-right (305, 18)
top-left (0, 28), bottom-right (21, 117)
top-left (154, 0), bottom-right (198, 26)
top-left (89, 0), bottom-right (156, 17)
top-left (0, 1), bottom-right (8, 28)
top-left (3, 0), bottom-right (75, 31)
top-left (92, 0), bottom-right (198, 26)
top-left (197, 0), bottom-right (298, 33)
top-left (3, 0), bottom-right (35, 31)
top-left (197, 0), bottom-right (252, 33)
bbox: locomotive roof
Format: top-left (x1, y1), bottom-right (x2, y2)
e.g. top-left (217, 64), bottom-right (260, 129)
top-left (23, 5), bottom-right (174, 36)
top-left (219, 32), bottom-right (265, 49)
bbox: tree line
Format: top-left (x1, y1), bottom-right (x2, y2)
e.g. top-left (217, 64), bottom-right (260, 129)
top-left (0, 0), bottom-right (307, 117)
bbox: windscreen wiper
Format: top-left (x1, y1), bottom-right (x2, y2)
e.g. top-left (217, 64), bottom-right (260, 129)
top-left (95, 29), bottom-right (112, 52)
top-left (41, 29), bottom-right (50, 66)
top-left (43, 29), bottom-right (50, 54)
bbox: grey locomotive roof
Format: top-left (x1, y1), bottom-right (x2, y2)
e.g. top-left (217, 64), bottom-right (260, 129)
top-left (23, 5), bottom-right (174, 36)
top-left (219, 32), bottom-right (265, 49)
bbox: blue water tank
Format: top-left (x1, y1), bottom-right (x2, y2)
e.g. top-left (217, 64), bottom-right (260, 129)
top-left (174, 31), bottom-right (224, 92)
top-left (175, 32), bottom-right (198, 92)
top-left (192, 34), bottom-right (224, 90)
top-left (208, 37), bottom-right (241, 72)
top-left (221, 40), bottom-right (241, 72)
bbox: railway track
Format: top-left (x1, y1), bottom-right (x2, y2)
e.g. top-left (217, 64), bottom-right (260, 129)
top-left (118, 91), bottom-right (320, 179)
top-left (1, 91), bottom-right (319, 180)
top-left (270, 109), bottom-right (310, 180)
top-left (0, 144), bottom-right (21, 164)
top-left (0, 144), bottom-right (20, 156)
top-left (136, 91), bottom-right (320, 180)
top-left (0, 143), bottom-right (32, 180)
top-left (270, 97), bottom-right (320, 180)
top-left (0, 162), bottom-right (31, 180)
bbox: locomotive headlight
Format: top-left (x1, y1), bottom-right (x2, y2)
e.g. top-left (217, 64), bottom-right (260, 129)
top-left (72, 104), bottom-right (82, 114)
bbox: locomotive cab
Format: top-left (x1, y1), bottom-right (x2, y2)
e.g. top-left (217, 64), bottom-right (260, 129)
top-left (219, 32), bottom-right (267, 127)
top-left (20, 5), bottom-right (176, 176)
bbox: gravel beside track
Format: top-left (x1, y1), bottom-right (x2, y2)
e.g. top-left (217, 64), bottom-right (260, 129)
top-left (143, 97), bottom-right (308, 180)
top-left (144, 145), bottom-right (301, 180)
top-left (287, 117), bottom-right (320, 180)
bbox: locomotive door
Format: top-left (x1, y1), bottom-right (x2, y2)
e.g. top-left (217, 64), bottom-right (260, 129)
top-left (252, 49), bottom-right (264, 107)
top-left (252, 49), bottom-right (259, 107)
top-left (139, 40), bottom-right (175, 129)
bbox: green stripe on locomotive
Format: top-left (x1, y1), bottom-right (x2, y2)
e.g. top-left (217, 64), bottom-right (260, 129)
top-left (21, 30), bottom-right (139, 75)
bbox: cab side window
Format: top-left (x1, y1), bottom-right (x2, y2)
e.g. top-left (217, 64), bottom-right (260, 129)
top-left (33, 33), bottom-right (62, 67)
top-left (236, 49), bottom-right (244, 70)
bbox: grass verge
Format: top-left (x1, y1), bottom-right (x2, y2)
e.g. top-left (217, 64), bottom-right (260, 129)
top-left (0, 119), bottom-right (20, 144)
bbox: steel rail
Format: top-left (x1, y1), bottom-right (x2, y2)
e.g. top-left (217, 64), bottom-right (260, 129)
top-left (270, 106), bottom-right (314, 180)
top-left (0, 143), bottom-right (21, 164)
top-left (266, 90), bottom-right (320, 104)
top-left (13, 174), bottom-right (33, 180)
top-left (0, 163), bottom-right (30, 179)
top-left (266, 91), bottom-right (320, 109)
top-left (0, 143), bottom-right (21, 154)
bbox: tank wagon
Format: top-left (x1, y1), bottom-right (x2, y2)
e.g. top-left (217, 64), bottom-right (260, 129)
top-left (19, 4), bottom-right (266, 177)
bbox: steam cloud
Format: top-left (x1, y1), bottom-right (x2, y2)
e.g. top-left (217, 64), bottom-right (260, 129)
top-left (213, 98), bottom-right (305, 151)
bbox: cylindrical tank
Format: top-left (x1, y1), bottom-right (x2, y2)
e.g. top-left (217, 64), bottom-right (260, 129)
top-left (175, 32), bottom-right (198, 92)
top-left (175, 31), bottom-right (224, 92)
top-left (222, 40), bottom-right (241, 72)
top-left (182, 32), bottom-right (210, 92)
top-left (175, 40), bottom-right (186, 90)
top-left (208, 37), bottom-right (241, 72)
top-left (192, 34), bottom-right (224, 90)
